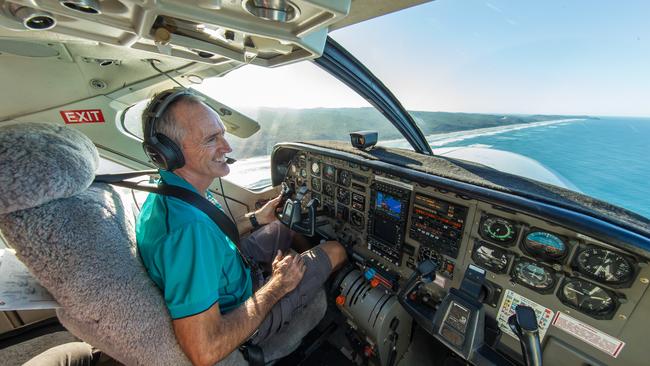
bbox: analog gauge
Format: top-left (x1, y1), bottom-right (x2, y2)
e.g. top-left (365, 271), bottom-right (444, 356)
top-left (559, 278), bottom-right (616, 317)
top-left (337, 187), bottom-right (350, 205)
top-left (311, 162), bottom-right (321, 176)
top-left (480, 216), bottom-right (517, 244)
top-left (512, 260), bottom-right (556, 291)
top-left (311, 177), bottom-right (321, 192)
top-left (323, 182), bottom-right (334, 197)
top-left (350, 210), bottom-right (364, 229)
top-left (524, 231), bottom-right (567, 260)
top-left (323, 165), bottom-right (336, 181)
top-left (337, 169), bottom-right (352, 187)
top-left (300, 168), bottom-right (307, 178)
top-left (576, 247), bottom-right (633, 284)
top-left (472, 242), bottom-right (510, 273)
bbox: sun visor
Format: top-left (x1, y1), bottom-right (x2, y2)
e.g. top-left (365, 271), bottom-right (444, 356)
top-left (191, 88), bottom-right (260, 139)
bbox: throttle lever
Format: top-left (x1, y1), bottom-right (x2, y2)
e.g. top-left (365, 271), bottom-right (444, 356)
top-left (280, 182), bottom-right (294, 200)
top-left (508, 305), bottom-right (542, 366)
top-left (295, 184), bottom-right (309, 200)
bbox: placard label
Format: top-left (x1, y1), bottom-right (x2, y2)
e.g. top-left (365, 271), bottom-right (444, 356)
top-left (552, 312), bottom-right (625, 358)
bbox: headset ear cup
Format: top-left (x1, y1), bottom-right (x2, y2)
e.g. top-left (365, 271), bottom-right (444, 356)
top-left (155, 133), bottom-right (185, 170)
top-left (142, 142), bottom-right (167, 170)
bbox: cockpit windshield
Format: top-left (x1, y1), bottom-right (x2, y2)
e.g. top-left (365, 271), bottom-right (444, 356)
top-left (332, 0), bottom-right (650, 219)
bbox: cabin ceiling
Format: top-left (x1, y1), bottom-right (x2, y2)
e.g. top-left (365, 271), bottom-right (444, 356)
top-left (0, 0), bottom-right (431, 121)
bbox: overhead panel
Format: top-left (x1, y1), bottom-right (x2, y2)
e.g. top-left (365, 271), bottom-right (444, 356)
top-left (0, 0), bottom-right (351, 67)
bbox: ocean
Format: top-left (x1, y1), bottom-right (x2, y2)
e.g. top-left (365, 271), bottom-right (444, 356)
top-left (426, 117), bottom-right (650, 220)
top-left (229, 116), bottom-right (650, 220)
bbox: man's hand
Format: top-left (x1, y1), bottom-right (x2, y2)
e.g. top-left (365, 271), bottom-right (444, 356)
top-left (173, 251), bottom-right (303, 366)
top-left (270, 250), bottom-right (305, 295)
top-left (255, 194), bottom-right (283, 225)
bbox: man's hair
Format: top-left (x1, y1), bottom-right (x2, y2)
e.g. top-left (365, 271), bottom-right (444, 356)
top-left (143, 93), bottom-right (205, 146)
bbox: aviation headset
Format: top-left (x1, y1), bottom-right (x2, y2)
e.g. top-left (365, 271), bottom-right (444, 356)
top-left (141, 88), bottom-right (195, 171)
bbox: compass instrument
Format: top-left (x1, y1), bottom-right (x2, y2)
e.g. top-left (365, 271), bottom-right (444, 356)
top-left (512, 259), bottom-right (556, 291)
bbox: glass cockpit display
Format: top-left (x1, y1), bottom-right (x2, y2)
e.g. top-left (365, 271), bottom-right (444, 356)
top-left (367, 183), bottom-right (410, 265)
top-left (375, 191), bottom-right (402, 219)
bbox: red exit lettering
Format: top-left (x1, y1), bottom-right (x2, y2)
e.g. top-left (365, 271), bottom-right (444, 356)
top-left (60, 109), bottom-right (105, 124)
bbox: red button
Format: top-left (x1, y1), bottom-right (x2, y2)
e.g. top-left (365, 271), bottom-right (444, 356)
top-left (364, 345), bottom-right (374, 357)
top-left (336, 295), bottom-right (346, 306)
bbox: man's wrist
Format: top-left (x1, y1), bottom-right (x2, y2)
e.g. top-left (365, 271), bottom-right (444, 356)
top-left (265, 277), bottom-right (287, 300)
top-left (248, 212), bottom-right (261, 229)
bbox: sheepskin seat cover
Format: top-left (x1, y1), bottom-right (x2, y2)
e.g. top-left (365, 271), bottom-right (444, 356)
top-left (0, 123), bottom-right (326, 365)
top-left (0, 123), bottom-right (192, 365)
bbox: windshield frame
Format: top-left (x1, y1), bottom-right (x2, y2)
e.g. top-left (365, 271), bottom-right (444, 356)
top-left (315, 37), bottom-right (433, 155)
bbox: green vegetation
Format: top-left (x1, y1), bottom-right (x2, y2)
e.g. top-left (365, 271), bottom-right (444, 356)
top-left (225, 107), bottom-right (588, 159)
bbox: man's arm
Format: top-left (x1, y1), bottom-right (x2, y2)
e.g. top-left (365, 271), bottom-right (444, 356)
top-left (172, 252), bottom-right (304, 366)
top-left (237, 194), bottom-right (282, 233)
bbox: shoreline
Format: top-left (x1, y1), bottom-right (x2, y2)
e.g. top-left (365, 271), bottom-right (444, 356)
top-left (382, 118), bottom-right (586, 147)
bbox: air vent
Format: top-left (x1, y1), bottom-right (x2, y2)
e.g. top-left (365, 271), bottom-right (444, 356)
top-left (243, 0), bottom-right (300, 23)
top-left (60, 0), bottom-right (101, 15)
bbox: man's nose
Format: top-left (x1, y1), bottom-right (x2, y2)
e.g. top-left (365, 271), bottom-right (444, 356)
top-left (220, 137), bottom-right (232, 154)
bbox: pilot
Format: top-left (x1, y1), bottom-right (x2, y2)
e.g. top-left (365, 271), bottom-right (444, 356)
top-left (135, 89), bottom-right (347, 365)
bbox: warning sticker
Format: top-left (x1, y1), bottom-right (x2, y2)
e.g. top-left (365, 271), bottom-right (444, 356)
top-left (496, 289), bottom-right (555, 341)
top-left (552, 312), bottom-right (625, 358)
top-left (60, 109), bottom-right (105, 124)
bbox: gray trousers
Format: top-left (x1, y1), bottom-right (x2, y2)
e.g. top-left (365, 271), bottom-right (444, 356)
top-left (23, 342), bottom-right (100, 366)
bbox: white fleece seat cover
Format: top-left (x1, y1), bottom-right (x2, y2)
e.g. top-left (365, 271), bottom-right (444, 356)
top-left (0, 123), bottom-right (324, 365)
top-left (0, 123), bottom-right (192, 365)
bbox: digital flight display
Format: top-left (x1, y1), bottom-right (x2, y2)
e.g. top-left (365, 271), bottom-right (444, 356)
top-left (375, 191), bottom-right (402, 219)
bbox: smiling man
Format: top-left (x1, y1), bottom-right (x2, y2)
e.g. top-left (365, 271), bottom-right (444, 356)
top-left (135, 90), bottom-right (347, 365)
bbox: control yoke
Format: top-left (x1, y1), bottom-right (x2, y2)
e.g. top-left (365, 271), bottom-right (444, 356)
top-left (278, 182), bottom-right (320, 236)
top-left (508, 306), bottom-right (542, 366)
top-left (400, 262), bottom-right (543, 366)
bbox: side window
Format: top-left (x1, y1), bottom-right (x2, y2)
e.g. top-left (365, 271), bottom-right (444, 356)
top-left (121, 62), bottom-right (409, 189)
top-left (194, 62), bottom-right (410, 188)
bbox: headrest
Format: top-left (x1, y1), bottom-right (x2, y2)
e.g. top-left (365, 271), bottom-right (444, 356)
top-left (0, 123), bottom-right (98, 215)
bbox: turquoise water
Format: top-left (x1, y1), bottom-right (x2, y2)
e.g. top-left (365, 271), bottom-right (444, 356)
top-left (427, 117), bottom-right (650, 219)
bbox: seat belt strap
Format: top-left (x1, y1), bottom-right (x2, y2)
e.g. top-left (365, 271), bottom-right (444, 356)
top-left (94, 172), bottom-right (241, 247)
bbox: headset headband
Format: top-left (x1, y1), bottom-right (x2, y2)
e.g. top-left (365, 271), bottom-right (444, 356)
top-left (143, 88), bottom-right (194, 145)
top-left (141, 88), bottom-right (194, 171)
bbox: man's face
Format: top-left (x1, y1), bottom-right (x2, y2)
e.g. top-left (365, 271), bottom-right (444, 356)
top-left (175, 101), bottom-right (232, 179)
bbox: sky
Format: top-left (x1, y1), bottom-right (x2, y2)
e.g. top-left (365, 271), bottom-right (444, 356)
top-left (198, 0), bottom-right (650, 116)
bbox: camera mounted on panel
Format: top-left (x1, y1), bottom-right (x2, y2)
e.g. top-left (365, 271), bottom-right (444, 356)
top-left (350, 131), bottom-right (378, 151)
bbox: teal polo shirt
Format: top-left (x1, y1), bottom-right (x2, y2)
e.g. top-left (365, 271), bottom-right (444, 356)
top-left (135, 170), bottom-right (252, 319)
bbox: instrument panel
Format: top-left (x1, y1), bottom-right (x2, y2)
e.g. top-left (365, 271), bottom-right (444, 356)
top-left (279, 148), bottom-right (650, 365)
